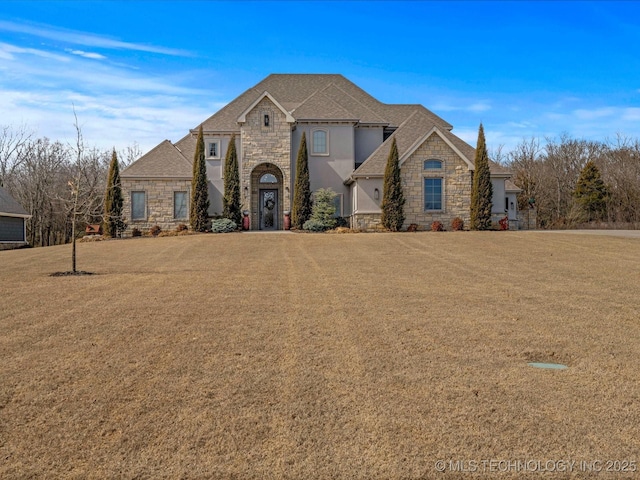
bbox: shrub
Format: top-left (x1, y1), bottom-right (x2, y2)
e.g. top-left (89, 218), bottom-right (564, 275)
top-left (150, 225), bottom-right (162, 236)
top-left (292, 132), bottom-right (312, 229)
top-left (451, 217), bottom-right (464, 231)
top-left (431, 221), bottom-right (444, 232)
top-left (335, 216), bottom-right (350, 228)
top-left (381, 137), bottom-right (405, 231)
top-left (407, 223), bottom-right (418, 232)
top-left (176, 223), bottom-right (188, 232)
top-left (302, 219), bottom-right (327, 232)
top-left (499, 216), bottom-right (509, 230)
top-left (311, 188), bottom-right (337, 228)
top-left (470, 124), bottom-right (493, 230)
top-left (131, 228), bottom-right (142, 237)
top-left (210, 218), bottom-right (237, 233)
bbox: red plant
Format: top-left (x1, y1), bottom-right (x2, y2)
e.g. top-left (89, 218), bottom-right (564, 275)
top-left (499, 216), bottom-right (509, 231)
top-left (451, 217), bottom-right (464, 231)
top-left (431, 221), bottom-right (444, 232)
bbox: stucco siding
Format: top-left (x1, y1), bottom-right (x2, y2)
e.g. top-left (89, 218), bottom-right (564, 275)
top-left (355, 127), bottom-right (384, 166)
top-left (491, 178), bottom-right (507, 214)
top-left (293, 124), bottom-right (355, 217)
top-left (354, 178), bottom-right (383, 213)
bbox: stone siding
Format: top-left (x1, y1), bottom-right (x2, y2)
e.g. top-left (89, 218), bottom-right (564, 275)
top-left (401, 134), bottom-right (472, 230)
top-left (240, 97), bottom-right (292, 229)
top-left (517, 207), bottom-right (537, 230)
top-left (351, 213), bottom-right (383, 231)
top-left (122, 178), bottom-right (191, 235)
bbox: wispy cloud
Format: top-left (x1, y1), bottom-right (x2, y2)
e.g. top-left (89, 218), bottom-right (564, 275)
top-left (431, 99), bottom-right (491, 113)
top-left (573, 107), bottom-right (617, 120)
top-left (66, 49), bottom-right (106, 60)
top-left (0, 41), bottom-right (70, 62)
top-left (0, 20), bottom-right (190, 56)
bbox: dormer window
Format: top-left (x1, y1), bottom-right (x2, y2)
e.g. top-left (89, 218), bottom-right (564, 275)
top-left (264, 114), bottom-right (270, 127)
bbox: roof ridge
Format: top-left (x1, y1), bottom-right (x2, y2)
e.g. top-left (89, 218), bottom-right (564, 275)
top-left (290, 87), bottom-right (323, 113)
top-left (292, 88), bottom-right (357, 120)
top-left (323, 82), bottom-right (389, 124)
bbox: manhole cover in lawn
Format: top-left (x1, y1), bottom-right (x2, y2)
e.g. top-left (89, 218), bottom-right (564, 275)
top-left (528, 362), bottom-right (568, 370)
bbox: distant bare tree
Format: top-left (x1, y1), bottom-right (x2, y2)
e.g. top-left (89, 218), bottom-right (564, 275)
top-left (0, 124), bottom-right (34, 187)
top-left (120, 141), bottom-right (143, 168)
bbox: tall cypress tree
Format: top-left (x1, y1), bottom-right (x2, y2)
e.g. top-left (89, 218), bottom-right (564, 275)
top-left (574, 160), bottom-right (609, 222)
top-left (381, 137), bottom-right (405, 231)
top-left (223, 134), bottom-right (241, 225)
top-left (292, 132), bottom-right (312, 229)
top-left (470, 123), bottom-right (493, 230)
top-left (103, 149), bottom-right (125, 237)
top-left (190, 125), bottom-right (210, 231)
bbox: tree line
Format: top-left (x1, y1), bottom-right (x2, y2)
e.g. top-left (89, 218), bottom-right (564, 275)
top-left (1, 124), bottom-right (141, 247)
top-left (502, 134), bottom-right (640, 228)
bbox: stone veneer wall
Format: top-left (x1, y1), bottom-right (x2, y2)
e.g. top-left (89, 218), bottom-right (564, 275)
top-left (122, 178), bottom-right (191, 235)
top-left (240, 97), bottom-right (292, 230)
top-left (351, 213), bottom-right (383, 231)
top-left (401, 134), bottom-right (472, 230)
top-left (517, 208), bottom-right (537, 230)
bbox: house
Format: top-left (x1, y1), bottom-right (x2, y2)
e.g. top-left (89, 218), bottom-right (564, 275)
top-left (121, 74), bottom-right (519, 232)
top-left (0, 185), bottom-right (30, 248)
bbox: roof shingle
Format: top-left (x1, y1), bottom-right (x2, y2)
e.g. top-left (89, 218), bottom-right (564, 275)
top-left (0, 185), bottom-right (29, 216)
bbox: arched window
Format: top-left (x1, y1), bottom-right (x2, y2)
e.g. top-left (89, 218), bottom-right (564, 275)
top-left (259, 173), bottom-right (277, 184)
top-left (312, 129), bottom-right (328, 155)
top-left (424, 159), bottom-right (443, 170)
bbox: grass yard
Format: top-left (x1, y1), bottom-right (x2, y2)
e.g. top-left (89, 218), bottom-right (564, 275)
top-left (1, 231), bottom-right (639, 478)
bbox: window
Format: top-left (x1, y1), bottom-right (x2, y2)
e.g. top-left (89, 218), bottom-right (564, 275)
top-left (264, 114), bottom-right (270, 127)
top-left (207, 141), bottom-right (219, 159)
top-left (259, 173), bottom-right (277, 184)
top-left (424, 178), bottom-right (443, 211)
top-left (312, 129), bottom-right (328, 155)
top-left (131, 191), bottom-right (146, 220)
top-left (174, 191), bottom-right (188, 219)
top-left (424, 159), bottom-right (443, 170)
top-left (333, 194), bottom-right (343, 217)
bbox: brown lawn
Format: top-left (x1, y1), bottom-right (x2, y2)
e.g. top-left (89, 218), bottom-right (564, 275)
top-left (1, 232), bottom-right (639, 479)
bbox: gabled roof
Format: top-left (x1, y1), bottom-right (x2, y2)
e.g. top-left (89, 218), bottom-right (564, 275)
top-left (121, 140), bottom-right (192, 178)
top-left (0, 185), bottom-right (29, 217)
top-left (352, 108), bottom-right (507, 178)
top-left (292, 89), bottom-right (358, 121)
top-left (199, 74), bottom-right (450, 132)
top-left (353, 108), bottom-right (472, 177)
top-left (237, 91), bottom-right (295, 123)
top-left (318, 83), bottom-right (388, 125)
top-left (125, 74), bottom-right (512, 181)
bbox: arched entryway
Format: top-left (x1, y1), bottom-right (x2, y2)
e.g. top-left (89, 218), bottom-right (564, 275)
top-left (250, 163), bottom-right (285, 230)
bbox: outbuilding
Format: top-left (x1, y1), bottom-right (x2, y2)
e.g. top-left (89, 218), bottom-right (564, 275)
top-left (0, 185), bottom-right (30, 247)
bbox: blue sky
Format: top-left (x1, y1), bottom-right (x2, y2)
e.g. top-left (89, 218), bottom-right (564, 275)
top-left (1, 1), bottom-right (639, 155)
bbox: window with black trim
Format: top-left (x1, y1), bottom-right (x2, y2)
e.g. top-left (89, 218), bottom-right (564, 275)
top-left (207, 141), bottom-right (220, 159)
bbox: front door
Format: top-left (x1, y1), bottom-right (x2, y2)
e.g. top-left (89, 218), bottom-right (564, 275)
top-left (259, 189), bottom-right (278, 230)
